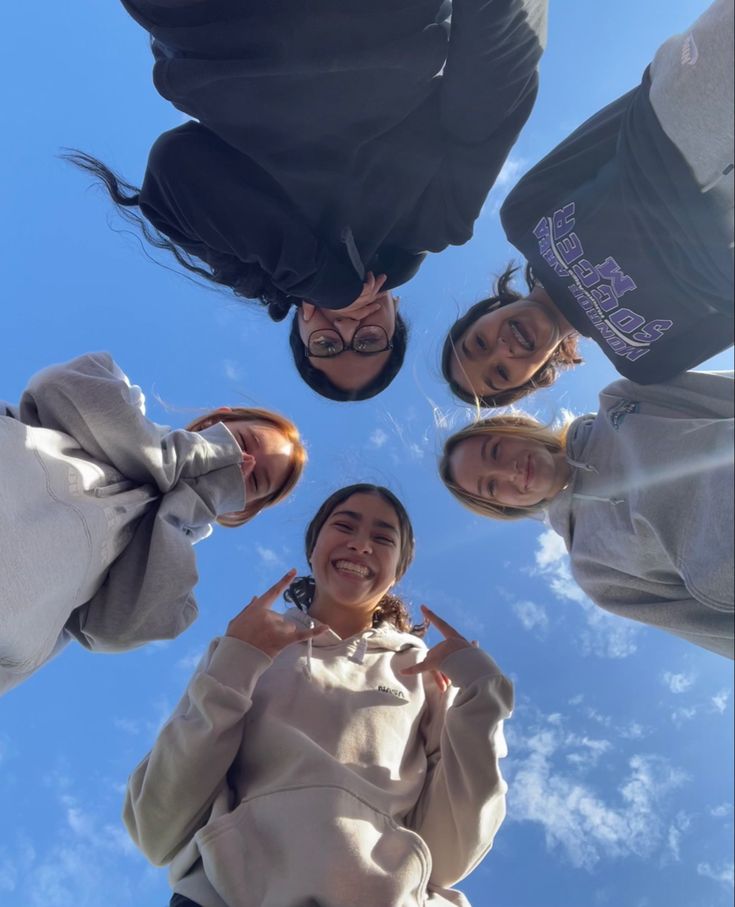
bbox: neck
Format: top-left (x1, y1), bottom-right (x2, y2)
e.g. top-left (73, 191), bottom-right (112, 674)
top-left (309, 589), bottom-right (378, 640)
top-left (529, 283), bottom-right (575, 340)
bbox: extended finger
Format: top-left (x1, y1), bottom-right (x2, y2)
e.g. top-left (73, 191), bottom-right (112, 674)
top-left (254, 568), bottom-right (298, 609)
top-left (400, 659), bottom-right (429, 676)
top-left (420, 605), bottom-right (465, 640)
top-left (431, 669), bottom-right (449, 693)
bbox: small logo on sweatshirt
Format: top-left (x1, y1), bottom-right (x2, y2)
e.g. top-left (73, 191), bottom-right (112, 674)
top-left (608, 399), bottom-right (639, 431)
top-left (378, 685), bottom-right (407, 700)
top-left (681, 34), bottom-right (699, 66)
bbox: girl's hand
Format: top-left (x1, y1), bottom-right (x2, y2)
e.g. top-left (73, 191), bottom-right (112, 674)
top-left (400, 606), bottom-right (475, 693)
top-left (226, 569), bottom-right (328, 657)
top-left (301, 273), bottom-right (388, 324)
top-left (337, 271), bottom-right (389, 318)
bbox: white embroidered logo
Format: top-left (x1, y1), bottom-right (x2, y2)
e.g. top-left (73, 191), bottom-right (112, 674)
top-left (681, 34), bottom-right (699, 66)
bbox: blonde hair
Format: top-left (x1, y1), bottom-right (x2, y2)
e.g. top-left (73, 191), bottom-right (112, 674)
top-left (185, 407), bottom-right (306, 527)
top-left (439, 413), bottom-right (570, 521)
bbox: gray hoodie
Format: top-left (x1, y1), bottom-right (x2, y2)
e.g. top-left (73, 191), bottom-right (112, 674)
top-left (124, 610), bottom-right (513, 907)
top-left (548, 370), bottom-right (734, 658)
top-left (0, 353), bottom-right (246, 693)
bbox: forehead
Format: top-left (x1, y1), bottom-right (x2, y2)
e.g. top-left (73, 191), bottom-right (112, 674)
top-left (329, 493), bottom-right (401, 530)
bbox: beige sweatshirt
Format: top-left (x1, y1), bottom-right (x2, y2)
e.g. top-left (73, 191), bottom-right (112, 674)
top-left (124, 609), bottom-right (513, 907)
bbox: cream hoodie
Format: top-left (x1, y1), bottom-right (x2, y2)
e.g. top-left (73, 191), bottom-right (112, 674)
top-left (0, 353), bottom-right (245, 693)
top-left (124, 609), bottom-right (513, 907)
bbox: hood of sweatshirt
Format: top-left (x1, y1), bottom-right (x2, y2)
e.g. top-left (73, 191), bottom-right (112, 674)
top-left (284, 605), bottom-right (425, 680)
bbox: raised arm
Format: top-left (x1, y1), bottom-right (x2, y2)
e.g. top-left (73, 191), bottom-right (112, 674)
top-left (440, 0), bottom-right (547, 144)
top-left (124, 573), bottom-right (326, 864)
top-left (65, 459), bottom-right (245, 652)
top-left (124, 636), bottom-right (272, 865)
top-left (402, 608), bottom-right (513, 887)
top-left (19, 351), bottom-right (245, 489)
top-left (141, 123), bottom-right (365, 309)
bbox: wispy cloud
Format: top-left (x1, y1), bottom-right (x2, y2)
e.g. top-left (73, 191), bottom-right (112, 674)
top-left (369, 428), bottom-right (388, 449)
top-left (697, 861), bottom-right (735, 888)
top-left (256, 544), bottom-right (285, 569)
top-left (506, 710), bottom-right (687, 869)
top-left (512, 599), bottom-right (549, 634)
top-left (662, 672), bottom-right (696, 694)
top-left (533, 530), bottom-right (638, 658)
top-left (711, 688), bottom-right (731, 713)
top-left (222, 359), bottom-right (244, 382)
top-left (481, 155), bottom-right (528, 216)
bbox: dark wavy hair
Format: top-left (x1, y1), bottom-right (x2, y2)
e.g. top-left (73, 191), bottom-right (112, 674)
top-left (62, 150), bottom-right (298, 322)
top-left (289, 312), bottom-right (409, 402)
top-left (284, 484), bottom-right (425, 635)
top-left (442, 263), bottom-right (582, 407)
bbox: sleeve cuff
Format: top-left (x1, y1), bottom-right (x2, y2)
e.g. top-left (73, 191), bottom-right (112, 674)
top-left (440, 646), bottom-right (506, 689)
top-left (207, 636), bottom-right (273, 695)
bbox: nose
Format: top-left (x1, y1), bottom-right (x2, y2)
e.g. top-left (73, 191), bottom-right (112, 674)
top-left (347, 533), bottom-right (372, 555)
top-left (333, 317), bottom-right (359, 342)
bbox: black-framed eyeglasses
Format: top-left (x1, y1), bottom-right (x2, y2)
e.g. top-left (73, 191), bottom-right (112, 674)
top-left (305, 325), bottom-right (393, 359)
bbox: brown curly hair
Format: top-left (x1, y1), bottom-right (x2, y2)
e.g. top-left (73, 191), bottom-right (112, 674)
top-left (442, 263), bottom-right (582, 408)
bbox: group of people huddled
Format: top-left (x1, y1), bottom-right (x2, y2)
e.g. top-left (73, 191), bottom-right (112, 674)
top-left (1, 1), bottom-right (733, 905)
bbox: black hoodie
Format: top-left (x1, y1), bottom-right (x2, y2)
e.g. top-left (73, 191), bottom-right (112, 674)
top-left (122, 0), bottom-right (546, 307)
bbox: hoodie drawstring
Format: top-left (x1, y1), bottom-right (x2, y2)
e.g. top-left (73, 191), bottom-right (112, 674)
top-left (303, 618), bottom-right (314, 680)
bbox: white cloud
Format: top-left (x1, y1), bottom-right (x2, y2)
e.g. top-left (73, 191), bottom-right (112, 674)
top-left (710, 803), bottom-right (733, 818)
top-left (0, 787), bottom-right (160, 907)
top-left (662, 671), bottom-right (695, 694)
top-left (507, 711), bottom-right (687, 869)
top-left (711, 688), bottom-right (731, 713)
top-left (697, 861), bottom-right (735, 888)
top-left (671, 706), bottom-right (698, 725)
top-left (512, 599), bottom-right (549, 633)
top-left (176, 648), bottom-right (205, 673)
top-left (481, 155), bottom-right (528, 215)
top-left (369, 428), bottom-right (388, 448)
top-left (256, 545), bottom-right (284, 568)
top-left (532, 530), bottom-right (638, 658)
top-left (222, 359), bottom-right (243, 382)
top-left (666, 812), bottom-right (691, 862)
top-left (113, 717), bottom-right (141, 736)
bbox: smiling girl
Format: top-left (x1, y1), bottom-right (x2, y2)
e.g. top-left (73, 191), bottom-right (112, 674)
top-left (0, 352), bottom-right (305, 693)
top-left (124, 484), bottom-right (512, 907)
top-left (440, 371), bottom-right (734, 658)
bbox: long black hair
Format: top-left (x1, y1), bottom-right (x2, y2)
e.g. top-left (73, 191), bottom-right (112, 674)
top-left (62, 150), bottom-right (296, 322)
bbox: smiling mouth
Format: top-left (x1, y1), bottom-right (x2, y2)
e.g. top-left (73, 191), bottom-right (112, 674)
top-left (509, 320), bottom-right (534, 352)
top-left (333, 559), bottom-right (372, 579)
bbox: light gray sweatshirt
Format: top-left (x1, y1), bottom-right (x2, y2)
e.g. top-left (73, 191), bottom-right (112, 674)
top-left (124, 610), bottom-right (513, 907)
top-left (0, 353), bottom-right (246, 693)
top-left (548, 371), bottom-right (734, 658)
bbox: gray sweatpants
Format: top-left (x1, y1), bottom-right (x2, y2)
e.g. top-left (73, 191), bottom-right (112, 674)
top-left (649, 0), bottom-right (734, 242)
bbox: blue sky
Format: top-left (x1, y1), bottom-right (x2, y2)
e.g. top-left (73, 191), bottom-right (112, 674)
top-left (1, 2), bottom-right (732, 906)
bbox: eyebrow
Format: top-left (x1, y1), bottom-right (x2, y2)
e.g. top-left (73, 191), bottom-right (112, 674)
top-left (332, 509), bottom-right (400, 534)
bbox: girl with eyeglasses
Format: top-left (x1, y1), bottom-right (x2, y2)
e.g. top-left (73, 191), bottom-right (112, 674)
top-left (67, 0), bottom-right (547, 401)
top-left (0, 352), bottom-right (306, 693)
top-left (124, 484), bottom-right (512, 907)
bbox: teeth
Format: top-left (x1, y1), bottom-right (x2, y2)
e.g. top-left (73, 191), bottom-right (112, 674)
top-left (334, 560), bottom-right (370, 578)
top-left (510, 322), bottom-right (532, 350)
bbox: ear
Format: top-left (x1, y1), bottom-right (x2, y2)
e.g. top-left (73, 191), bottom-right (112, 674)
top-left (392, 294), bottom-right (401, 308)
top-left (301, 303), bottom-right (316, 323)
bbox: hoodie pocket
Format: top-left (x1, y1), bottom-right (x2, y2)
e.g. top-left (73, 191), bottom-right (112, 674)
top-left (195, 784), bottom-right (432, 907)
